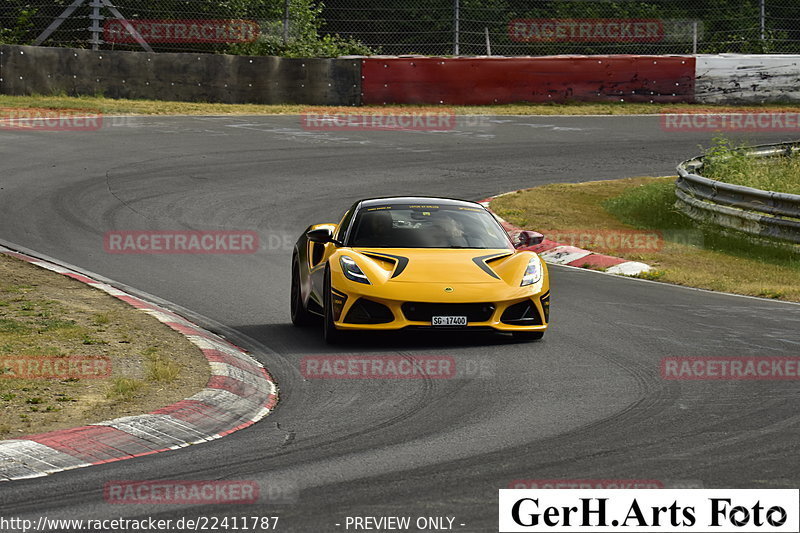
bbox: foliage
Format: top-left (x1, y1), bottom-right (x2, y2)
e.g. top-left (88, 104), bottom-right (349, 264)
top-left (0, 0), bottom-right (373, 57)
top-left (320, 0), bottom-right (800, 55)
top-left (226, 0), bottom-right (372, 57)
top-left (701, 137), bottom-right (800, 195)
top-left (2, 0), bottom-right (800, 56)
top-left (0, 5), bottom-right (36, 45)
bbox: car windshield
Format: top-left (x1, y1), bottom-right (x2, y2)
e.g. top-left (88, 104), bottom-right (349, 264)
top-left (348, 203), bottom-right (512, 249)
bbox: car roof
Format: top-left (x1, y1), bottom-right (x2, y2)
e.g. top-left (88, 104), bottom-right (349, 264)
top-left (358, 196), bottom-right (484, 209)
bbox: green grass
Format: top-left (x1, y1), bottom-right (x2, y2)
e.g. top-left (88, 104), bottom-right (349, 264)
top-left (700, 138), bottom-right (800, 195)
top-left (144, 348), bottom-right (181, 383)
top-left (3, 284), bottom-right (35, 293)
top-left (603, 180), bottom-right (800, 269)
top-left (704, 155), bottom-right (800, 196)
top-left (37, 318), bottom-right (77, 332)
top-left (107, 378), bottom-right (146, 402)
top-left (602, 181), bottom-right (689, 231)
top-left (0, 318), bottom-right (31, 334)
top-left (92, 312), bottom-right (111, 326)
top-left (80, 333), bottom-right (107, 345)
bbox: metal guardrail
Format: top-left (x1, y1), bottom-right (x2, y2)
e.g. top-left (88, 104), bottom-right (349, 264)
top-left (675, 141), bottom-right (800, 245)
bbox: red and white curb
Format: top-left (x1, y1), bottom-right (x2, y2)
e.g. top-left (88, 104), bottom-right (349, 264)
top-left (479, 194), bottom-right (652, 276)
top-left (0, 246), bottom-right (278, 482)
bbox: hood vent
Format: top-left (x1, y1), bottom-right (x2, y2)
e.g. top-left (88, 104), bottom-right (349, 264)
top-left (472, 252), bottom-right (512, 280)
top-left (361, 252), bottom-right (409, 278)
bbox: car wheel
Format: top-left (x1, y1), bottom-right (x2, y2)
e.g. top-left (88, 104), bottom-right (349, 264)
top-left (323, 266), bottom-right (344, 344)
top-left (512, 331), bottom-right (544, 341)
top-left (291, 254), bottom-right (314, 326)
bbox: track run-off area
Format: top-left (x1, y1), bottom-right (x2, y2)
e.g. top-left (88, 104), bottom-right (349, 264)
top-left (1, 114), bottom-right (799, 531)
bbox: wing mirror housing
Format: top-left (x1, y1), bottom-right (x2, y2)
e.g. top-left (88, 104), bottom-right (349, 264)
top-left (307, 227), bottom-right (341, 246)
top-left (514, 230), bottom-right (544, 248)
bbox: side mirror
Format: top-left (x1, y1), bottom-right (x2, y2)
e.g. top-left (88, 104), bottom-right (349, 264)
top-left (514, 230), bottom-right (544, 248)
top-left (307, 227), bottom-right (340, 245)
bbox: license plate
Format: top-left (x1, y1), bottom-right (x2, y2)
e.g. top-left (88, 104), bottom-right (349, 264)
top-left (432, 316), bottom-right (467, 326)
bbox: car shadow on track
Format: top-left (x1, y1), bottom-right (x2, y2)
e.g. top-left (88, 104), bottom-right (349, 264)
top-left (235, 323), bottom-right (541, 354)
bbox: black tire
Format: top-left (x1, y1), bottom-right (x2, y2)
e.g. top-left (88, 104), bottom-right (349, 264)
top-left (290, 255), bottom-right (314, 327)
top-left (512, 331), bottom-right (545, 341)
top-left (323, 266), bottom-right (344, 344)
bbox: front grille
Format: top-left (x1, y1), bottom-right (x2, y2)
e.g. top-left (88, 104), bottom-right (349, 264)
top-left (403, 326), bottom-right (495, 332)
top-left (344, 298), bottom-right (394, 324)
top-left (401, 302), bottom-right (495, 322)
top-left (500, 300), bottom-right (543, 325)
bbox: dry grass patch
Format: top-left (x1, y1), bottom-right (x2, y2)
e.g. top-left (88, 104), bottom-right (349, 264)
top-left (2, 94), bottom-right (800, 118)
top-left (492, 177), bottom-right (657, 231)
top-left (492, 177), bottom-right (800, 302)
top-left (0, 254), bottom-right (210, 438)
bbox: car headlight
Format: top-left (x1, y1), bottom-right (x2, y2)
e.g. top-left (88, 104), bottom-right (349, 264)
top-left (521, 255), bottom-right (543, 286)
top-left (340, 255), bottom-right (371, 284)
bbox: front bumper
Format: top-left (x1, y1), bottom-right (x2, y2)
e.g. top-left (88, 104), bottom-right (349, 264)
top-left (331, 281), bottom-right (550, 333)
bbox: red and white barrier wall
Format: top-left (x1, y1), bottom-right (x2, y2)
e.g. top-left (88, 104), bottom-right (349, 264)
top-left (362, 56), bottom-right (696, 105)
top-left (360, 55), bottom-right (800, 105)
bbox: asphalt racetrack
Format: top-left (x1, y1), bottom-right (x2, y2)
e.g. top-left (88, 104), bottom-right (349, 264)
top-left (1, 114), bottom-right (799, 531)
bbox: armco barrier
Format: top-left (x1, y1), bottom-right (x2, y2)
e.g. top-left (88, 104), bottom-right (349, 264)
top-left (675, 142), bottom-right (800, 246)
top-left (361, 56), bottom-right (695, 105)
top-left (0, 45), bottom-right (361, 105)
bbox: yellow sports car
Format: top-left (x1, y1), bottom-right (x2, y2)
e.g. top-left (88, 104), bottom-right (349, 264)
top-left (290, 197), bottom-right (550, 343)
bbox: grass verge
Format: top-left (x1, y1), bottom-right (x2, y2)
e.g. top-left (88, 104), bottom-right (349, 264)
top-left (491, 177), bottom-right (800, 302)
top-left (0, 254), bottom-right (210, 438)
top-left (2, 94), bottom-right (800, 117)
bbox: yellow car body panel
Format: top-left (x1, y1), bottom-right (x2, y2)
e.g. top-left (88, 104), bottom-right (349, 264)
top-left (327, 247), bottom-right (549, 332)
